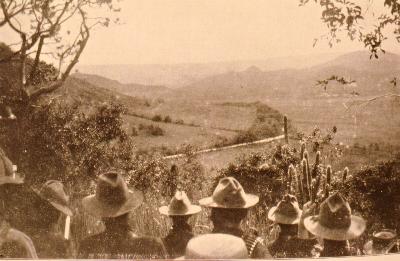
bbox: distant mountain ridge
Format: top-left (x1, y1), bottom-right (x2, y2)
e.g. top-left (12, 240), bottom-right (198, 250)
top-left (175, 51), bottom-right (400, 101)
top-left (76, 52), bottom-right (343, 88)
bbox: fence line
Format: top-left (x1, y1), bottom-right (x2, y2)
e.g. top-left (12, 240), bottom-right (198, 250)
top-left (163, 135), bottom-right (285, 160)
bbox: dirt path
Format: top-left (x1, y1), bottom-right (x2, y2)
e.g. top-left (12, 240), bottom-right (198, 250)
top-left (163, 135), bottom-right (285, 159)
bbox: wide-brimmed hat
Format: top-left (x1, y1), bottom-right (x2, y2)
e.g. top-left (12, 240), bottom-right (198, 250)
top-left (159, 191), bottom-right (201, 216)
top-left (183, 233), bottom-right (248, 259)
top-left (268, 194), bottom-right (302, 224)
top-left (304, 193), bottom-right (366, 241)
top-left (0, 149), bottom-right (23, 185)
top-left (82, 171), bottom-right (143, 218)
top-left (199, 177), bottom-right (259, 208)
top-left (363, 229), bottom-right (398, 255)
top-left (34, 180), bottom-right (73, 216)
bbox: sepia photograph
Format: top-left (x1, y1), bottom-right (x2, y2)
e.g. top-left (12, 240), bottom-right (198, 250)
top-left (1, 0), bottom-right (400, 259)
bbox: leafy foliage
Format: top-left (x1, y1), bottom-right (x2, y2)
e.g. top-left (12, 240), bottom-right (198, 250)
top-left (300, 0), bottom-right (400, 57)
top-left (340, 156), bottom-right (400, 235)
top-left (216, 144), bottom-right (299, 218)
top-left (0, 100), bottom-right (132, 196)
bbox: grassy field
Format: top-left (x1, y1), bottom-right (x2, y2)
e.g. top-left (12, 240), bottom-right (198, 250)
top-left (123, 114), bottom-right (238, 153)
top-left (132, 99), bottom-right (257, 131)
top-left (265, 96), bottom-right (400, 146)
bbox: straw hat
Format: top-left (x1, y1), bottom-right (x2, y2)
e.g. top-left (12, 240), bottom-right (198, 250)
top-left (304, 192), bottom-right (366, 241)
top-left (363, 229), bottom-right (397, 255)
top-left (183, 233), bottom-right (248, 259)
top-left (0, 149), bottom-right (23, 185)
top-left (159, 191), bottom-right (201, 216)
top-left (199, 177), bottom-right (259, 208)
top-left (34, 180), bottom-right (73, 216)
top-left (82, 172), bottom-right (143, 218)
top-left (268, 194), bottom-right (302, 224)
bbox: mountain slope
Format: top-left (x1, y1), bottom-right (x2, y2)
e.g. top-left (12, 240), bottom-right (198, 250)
top-left (176, 51), bottom-right (400, 101)
top-left (73, 73), bottom-right (170, 99)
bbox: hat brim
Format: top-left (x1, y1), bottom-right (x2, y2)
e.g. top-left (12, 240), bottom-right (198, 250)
top-left (199, 194), bottom-right (259, 208)
top-left (32, 188), bottom-right (74, 216)
top-left (82, 189), bottom-right (143, 218)
top-left (304, 215), bottom-right (366, 241)
top-left (49, 201), bottom-right (73, 217)
top-left (363, 240), bottom-right (395, 255)
top-left (0, 174), bottom-right (24, 185)
top-left (159, 205), bottom-right (201, 216)
top-left (267, 206), bottom-right (302, 224)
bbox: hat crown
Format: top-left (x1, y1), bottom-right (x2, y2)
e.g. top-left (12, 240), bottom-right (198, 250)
top-left (169, 191), bottom-right (190, 214)
top-left (274, 194), bottom-right (301, 219)
top-left (0, 149), bottom-right (14, 178)
top-left (372, 229), bottom-right (397, 248)
top-left (319, 193), bottom-right (352, 230)
top-left (212, 177), bottom-right (247, 208)
top-left (39, 180), bottom-right (69, 206)
top-left (96, 172), bottom-right (130, 207)
top-left (185, 234), bottom-right (248, 259)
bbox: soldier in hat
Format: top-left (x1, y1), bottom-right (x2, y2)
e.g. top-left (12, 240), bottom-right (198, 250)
top-left (363, 229), bottom-right (399, 255)
top-left (267, 194), bottom-right (318, 258)
top-left (159, 190), bottom-right (201, 258)
top-left (304, 192), bottom-right (366, 257)
top-left (29, 180), bottom-right (73, 258)
top-left (78, 171), bottom-right (167, 259)
top-left (0, 148), bottom-right (36, 258)
top-left (199, 177), bottom-right (271, 258)
top-left (181, 233), bottom-right (248, 259)
top-left (0, 219), bottom-right (38, 258)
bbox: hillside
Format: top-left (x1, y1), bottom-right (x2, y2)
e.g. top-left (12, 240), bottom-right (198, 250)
top-left (176, 51), bottom-right (400, 100)
top-left (173, 51), bottom-right (400, 146)
top-left (76, 52), bottom-right (342, 88)
top-left (73, 73), bottom-right (170, 99)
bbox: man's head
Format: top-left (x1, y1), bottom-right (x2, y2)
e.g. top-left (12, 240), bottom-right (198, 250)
top-left (210, 207), bottom-right (248, 228)
top-left (170, 215), bottom-right (191, 226)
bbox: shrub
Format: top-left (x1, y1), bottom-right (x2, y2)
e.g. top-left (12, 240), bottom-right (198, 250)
top-left (339, 156), bottom-right (400, 236)
top-left (215, 144), bottom-right (299, 226)
top-left (152, 114), bottom-right (162, 122)
top-left (164, 115), bottom-right (172, 123)
top-left (138, 124), bottom-right (165, 136)
top-left (175, 119), bottom-right (184, 125)
top-left (131, 126), bottom-right (138, 136)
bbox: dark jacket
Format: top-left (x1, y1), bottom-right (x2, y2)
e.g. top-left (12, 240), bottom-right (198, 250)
top-left (78, 229), bottom-right (167, 259)
top-left (320, 240), bottom-right (356, 257)
top-left (30, 232), bottom-right (70, 258)
top-left (0, 230), bottom-right (67, 258)
top-left (162, 223), bottom-right (194, 258)
top-left (213, 227), bottom-right (272, 259)
top-left (267, 234), bottom-right (318, 258)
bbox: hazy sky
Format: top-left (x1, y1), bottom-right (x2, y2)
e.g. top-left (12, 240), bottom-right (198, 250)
top-left (2, 0), bottom-right (400, 65)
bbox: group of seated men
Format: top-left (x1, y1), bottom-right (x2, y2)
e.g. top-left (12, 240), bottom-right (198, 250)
top-left (1, 149), bottom-right (399, 259)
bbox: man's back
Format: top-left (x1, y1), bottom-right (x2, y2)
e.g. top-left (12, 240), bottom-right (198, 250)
top-left (78, 230), bottom-right (167, 259)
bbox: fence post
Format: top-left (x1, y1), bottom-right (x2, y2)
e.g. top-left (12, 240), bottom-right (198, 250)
top-left (283, 115), bottom-right (288, 144)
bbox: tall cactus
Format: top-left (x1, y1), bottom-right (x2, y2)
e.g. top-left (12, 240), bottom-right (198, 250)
top-left (296, 169), bottom-right (304, 204)
top-left (325, 165), bottom-right (332, 199)
top-left (343, 167), bottom-right (349, 184)
top-left (312, 151), bottom-right (321, 178)
top-left (288, 164), bottom-right (296, 194)
top-left (284, 115), bottom-right (289, 144)
top-left (300, 142), bottom-right (306, 160)
top-left (302, 158), bottom-right (311, 202)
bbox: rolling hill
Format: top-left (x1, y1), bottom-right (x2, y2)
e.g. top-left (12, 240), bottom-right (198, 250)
top-left (73, 73), bottom-right (171, 99)
top-left (176, 51), bottom-right (400, 101)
